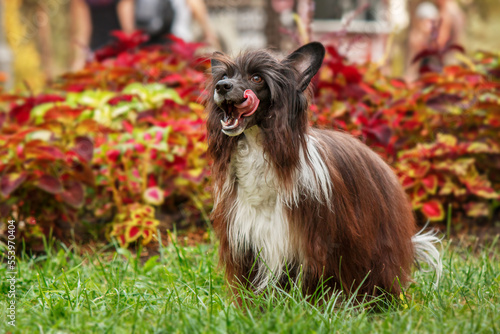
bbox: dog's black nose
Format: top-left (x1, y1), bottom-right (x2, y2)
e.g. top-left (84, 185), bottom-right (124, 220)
top-left (215, 80), bottom-right (233, 94)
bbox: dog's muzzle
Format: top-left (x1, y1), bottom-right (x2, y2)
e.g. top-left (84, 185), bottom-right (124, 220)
top-left (216, 89), bottom-right (260, 136)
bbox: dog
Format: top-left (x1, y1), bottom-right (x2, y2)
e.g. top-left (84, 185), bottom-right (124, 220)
top-left (206, 42), bottom-right (441, 300)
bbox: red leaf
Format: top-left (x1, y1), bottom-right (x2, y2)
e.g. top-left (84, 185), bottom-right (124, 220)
top-left (124, 223), bottom-right (142, 243)
top-left (25, 144), bottom-right (65, 161)
top-left (389, 79), bottom-right (407, 89)
top-left (143, 186), bottom-right (165, 205)
top-left (147, 175), bottom-right (157, 187)
top-left (413, 185), bottom-right (427, 202)
top-left (35, 94), bottom-right (65, 104)
top-left (108, 94), bottom-right (135, 106)
top-left (129, 226), bottom-right (140, 238)
top-left (35, 174), bottom-right (63, 194)
top-left (341, 65), bottom-right (362, 84)
top-left (167, 34), bottom-right (204, 59)
top-left (421, 174), bottom-right (438, 195)
top-left (421, 200), bottom-right (445, 221)
top-left (60, 181), bottom-right (84, 208)
top-left (0, 172), bottom-right (27, 197)
top-left (73, 136), bottom-right (94, 163)
top-left (325, 45), bottom-right (342, 62)
top-left (94, 30), bottom-right (149, 61)
top-left (123, 120), bottom-right (134, 133)
top-left (427, 94), bottom-right (463, 109)
top-left (363, 124), bottom-right (392, 146)
top-left (44, 106), bottom-right (84, 122)
top-left (9, 95), bottom-right (65, 125)
top-left (119, 235), bottom-right (127, 246)
top-left (409, 161), bottom-right (431, 178)
top-left (464, 202), bottom-right (489, 217)
top-left (400, 175), bottom-right (416, 189)
top-left (106, 149), bottom-right (121, 162)
top-left (465, 182), bottom-right (499, 199)
top-left (0, 112), bottom-right (6, 128)
top-left (143, 206), bottom-right (153, 216)
top-left (161, 73), bottom-right (186, 86)
top-left (9, 101), bottom-right (33, 124)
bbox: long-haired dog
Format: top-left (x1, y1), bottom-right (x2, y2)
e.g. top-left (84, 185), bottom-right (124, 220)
top-left (206, 42), bottom-right (441, 300)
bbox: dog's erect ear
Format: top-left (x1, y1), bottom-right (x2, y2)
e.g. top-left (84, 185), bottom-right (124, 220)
top-left (211, 52), bottom-right (224, 75)
top-left (282, 42), bottom-right (325, 92)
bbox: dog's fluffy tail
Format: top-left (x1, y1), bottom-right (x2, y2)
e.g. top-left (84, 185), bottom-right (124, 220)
top-left (412, 227), bottom-right (443, 286)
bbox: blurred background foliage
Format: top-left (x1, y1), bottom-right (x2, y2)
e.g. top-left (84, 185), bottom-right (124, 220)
top-left (2, 0), bottom-right (500, 86)
top-left (3, 0), bottom-right (45, 91)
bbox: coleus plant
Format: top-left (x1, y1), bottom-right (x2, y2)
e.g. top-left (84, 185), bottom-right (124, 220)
top-left (396, 134), bottom-right (500, 220)
top-left (1, 31), bottom-right (499, 249)
top-left (312, 44), bottom-right (500, 222)
top-left (93, 90), bottom-right (209, 246)
top-left (0, 92), bottom-right (96, 237)
top-left (1, 33), bottom-right (210, 247)
top-left (109, 203), bottom-right (159, 248)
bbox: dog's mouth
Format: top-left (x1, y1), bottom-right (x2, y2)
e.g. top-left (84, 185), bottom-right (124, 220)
top-left (219, 90), bottom-right (260, 134)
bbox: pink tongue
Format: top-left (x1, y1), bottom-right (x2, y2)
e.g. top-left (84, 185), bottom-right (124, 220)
top-left (234, 90), bottom-right (260, 117)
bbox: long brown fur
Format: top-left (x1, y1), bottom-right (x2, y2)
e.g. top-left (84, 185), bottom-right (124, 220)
top-left (287, 129), bottom-right (415, 297)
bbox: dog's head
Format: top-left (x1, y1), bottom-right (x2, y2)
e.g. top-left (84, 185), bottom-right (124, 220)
top-left (208, 42), bottom-right (325, 136)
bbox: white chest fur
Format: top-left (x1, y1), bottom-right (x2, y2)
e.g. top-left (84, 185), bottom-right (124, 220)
top-left (228, 126), bottom-right (291, 290)
top-left (224, 126), bottom-right (333, 290)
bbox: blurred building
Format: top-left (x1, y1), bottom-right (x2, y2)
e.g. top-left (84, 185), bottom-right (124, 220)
top-left (312, 0), bottom-right (408, 63)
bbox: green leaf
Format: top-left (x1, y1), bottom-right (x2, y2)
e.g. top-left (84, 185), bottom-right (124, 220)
top-left (143, 255), bottom-right (160, 273)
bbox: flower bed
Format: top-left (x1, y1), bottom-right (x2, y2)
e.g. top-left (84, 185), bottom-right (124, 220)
top-left (0, 34), bottom-right (211, 247)
top-left (1, 34), bottom-right (499, 248)
top-left (313, 46), bottom-right (500, 222)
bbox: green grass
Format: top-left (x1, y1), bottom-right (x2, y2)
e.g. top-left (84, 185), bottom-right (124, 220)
top-left (1, 233), bottom-right (499, 334)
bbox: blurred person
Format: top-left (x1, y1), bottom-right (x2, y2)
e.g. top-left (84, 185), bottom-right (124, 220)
top-left (169, 0), bottom-right (220, 49)
top-left (436, 0), bottom-right (465, 48)
top-left (135, 0), bottom-right (219, 48)
top-left (406, 1), bottom-right (439, 81)
top-left (70, 0), bottom-right (135, 70)
top-left (134, 0), bottom-right (175, 45)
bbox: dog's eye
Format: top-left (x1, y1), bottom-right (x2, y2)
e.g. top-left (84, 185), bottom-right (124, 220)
top-left (222, 74), bottom-right (228, 80)
top-left (251, 75), bottom-right (263, 84)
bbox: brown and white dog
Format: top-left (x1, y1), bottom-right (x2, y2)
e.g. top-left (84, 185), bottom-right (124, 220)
top-left (206, 42), bottom-right (441, 300)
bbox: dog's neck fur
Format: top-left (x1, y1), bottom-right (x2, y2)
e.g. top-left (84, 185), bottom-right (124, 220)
top-left (221, 125), bottom-right (333, 290)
